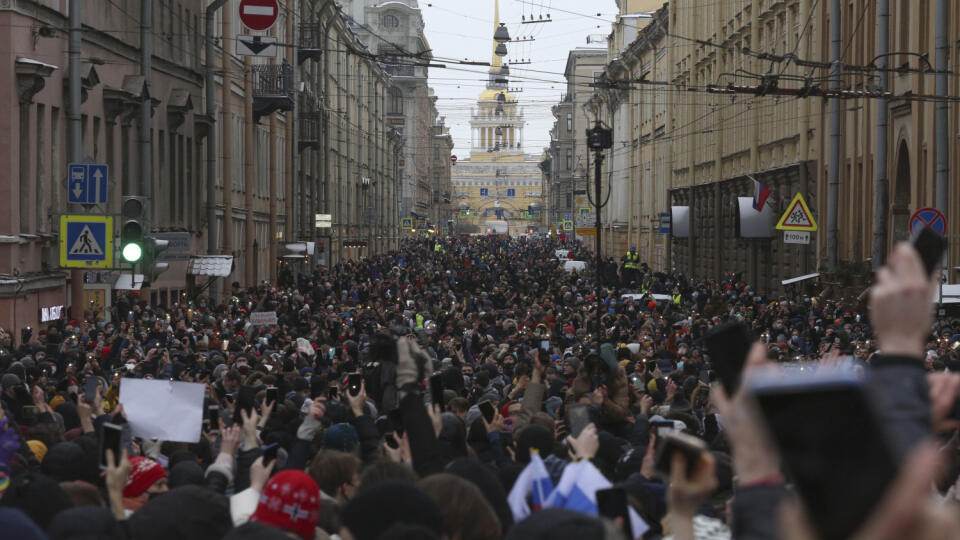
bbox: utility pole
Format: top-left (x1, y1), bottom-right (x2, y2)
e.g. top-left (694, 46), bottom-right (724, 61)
top-left (68, 0), bottom-right (83, 319)
top-left (935, 0), bottom-right (949, 219)
top-left (586, 121), bottom-right (612, 319)
top-left (205, 0), bottom-right (229, 303)
top-left (827, 0), bottom-right (841, 271)
top-left (873, 0), bottom-right (889, 269)
top-left (139, 0), bottom-right (153, 302)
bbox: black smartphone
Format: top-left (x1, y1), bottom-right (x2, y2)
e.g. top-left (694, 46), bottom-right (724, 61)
top-left (347, 374), bottom-right (363, 397)
top-left (83, 377), bottom-right (99, 404)
top-left (751, 369), bottom-right (898, 540)
top-left (703, 321), bottom-right (753, 395)
top-left (262, 442), bottom-right (279, 465)
top-left (478, 400), bottom-right (495, 424)
top-left (234, 385), bottom-right (257, 424)
top-left (596, 487), bottom-right (634, 540)
top-left (429, 374), bottom-right (444, 407)
top-left (21, 405), bottom-right (39, 423)
top-left (566, 403), bottom-right (590, 438)
top-left (650, 419), bottom-right (676, 435)
top-left (387, 408), bottom-right (404, 438)
top-left (653, 431), bottom-right (707, 480)
top-left (206, 404), bottom-right (220, 434)
top-left (265, 387), bottom-right (279, 406)
top-left (385, 432), bottom-right (400, 450)
top-left (328, 385), bottom-right (339, 400)
top-left (912, 225), bottom-right (948, 278)
top-left (100, 422), bottom-right (123, 470)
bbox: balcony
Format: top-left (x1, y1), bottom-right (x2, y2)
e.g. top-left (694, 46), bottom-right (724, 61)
top-left (298, 23), bottom-right (323, 64)
top-left (299, 112), bottom-right (322, 152)
top-left (252, 63), bottom-right (295, 121)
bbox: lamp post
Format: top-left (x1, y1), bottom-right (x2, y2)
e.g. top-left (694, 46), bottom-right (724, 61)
top-left (586, 121), bottom-right (613, 318)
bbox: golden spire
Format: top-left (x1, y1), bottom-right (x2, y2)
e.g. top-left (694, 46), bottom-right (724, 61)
top-left (491, 0), bottom-right (502, 70)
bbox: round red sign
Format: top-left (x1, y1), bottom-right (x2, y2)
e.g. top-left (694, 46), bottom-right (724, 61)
top-left (239, 0), bottom-right (279, 31)
top-left (451, 155), bottom-right (458, 164)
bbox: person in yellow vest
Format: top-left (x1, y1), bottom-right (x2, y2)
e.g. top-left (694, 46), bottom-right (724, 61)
top-left (622, 246), bottom-right (640, 286)
top-left (434, 243), bottom-right (442, 253)
top-left (672, 288), bottom-right (683, 306)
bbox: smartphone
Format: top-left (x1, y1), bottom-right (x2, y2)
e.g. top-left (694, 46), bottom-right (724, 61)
top-left (83, 377), bottom-right (99, 404)
top-left (262, 442), bottom-right (279, 465)
top-left (429, 374), bottom-right (444, 407)
top-left (221, 340), bottom-right (229, 352)
top-left (265, 387), bottom-right (279, 406)
top-left (21, 405), bottom-right (39, 423)
top-left (233, 385), bottom-right (257, 424)
top-left (478, 400), bottom-right (495, 424)
top-left (566, 403), bottom-right (590, 438)
top-left (540, 339), bottom-right (550, 353)
top-left (328, 385), bottom-right (339, 400)
top-left (704, 321), bottom-right (753, 395)
top-left (387, 408), bottom-right (404, 438)
top-left (385, 432), bottom-right (400, 450)
top-left (751, 368), bottom-right (897, 540)
top-left (100, 422), bottom-right (123, 470)
top-left (596, 487), bottom-right (634, 540)
top-left (653, 431), bottom-right (707, 480)
top-left (347, 374), bottom-right (363, 397)
top-left (912, 225), bottom-right (948, 278)
top-left (206, 404), bottom-right (220, 434)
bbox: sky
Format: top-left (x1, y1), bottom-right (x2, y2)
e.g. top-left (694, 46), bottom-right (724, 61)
top-left (418, 0), bottom-right (619, 158)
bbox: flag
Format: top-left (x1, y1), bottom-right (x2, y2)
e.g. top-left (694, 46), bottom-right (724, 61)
top-left (507, 452), bottom-right (555, 521)
top-left (752, 177), bottom-right (772, 212)
top-left (544, 460), bottom-right (650, 539)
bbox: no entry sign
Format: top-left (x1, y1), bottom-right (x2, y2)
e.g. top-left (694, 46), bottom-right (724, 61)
top-left (239, 0), bottom-right (279, 31)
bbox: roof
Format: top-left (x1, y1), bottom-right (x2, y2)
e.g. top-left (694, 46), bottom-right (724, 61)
top-left (187, 255), bottom-right (234, 277)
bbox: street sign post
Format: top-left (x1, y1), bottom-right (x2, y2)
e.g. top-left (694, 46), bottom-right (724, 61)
top-left (658, 212), bottom-right (671, 234)
top-left (236, 35), bottom-right (278, 57)
top-left (60, 215), bottom-right (113, 269)
top-left (67, 163), bottom-right (109, 205)
top-left (238, 0), bottom-right (279, 31)
top-left (909, 207), bottom-right (946, 236)
top-left (776, 193), bottom-right (818, 231)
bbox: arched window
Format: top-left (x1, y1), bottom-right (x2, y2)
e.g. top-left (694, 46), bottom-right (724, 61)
top-left (382, 14), bottom-right (399, 29)
top-left (388, 87), bottom-right (403, 114)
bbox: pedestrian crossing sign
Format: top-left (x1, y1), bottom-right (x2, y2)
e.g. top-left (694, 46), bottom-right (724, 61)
top-left (400, 217), bottom-right (414, 230)
top-left (775, 193), bottom-right (818, 232)
top-left (60, 215), bottom-right (113, 268)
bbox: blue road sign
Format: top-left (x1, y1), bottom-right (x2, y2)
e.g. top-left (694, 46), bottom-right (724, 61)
top-left (60, 215), bottom-right (113, 268)
top-left (659, 212), bottom-right (671, 234)
top-left (910, 207), bottom-right (947, 236)
top-left (67, 163), bottom-right (109, 204)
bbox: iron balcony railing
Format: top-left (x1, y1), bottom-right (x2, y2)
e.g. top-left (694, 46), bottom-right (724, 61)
top-left (252, 63), bottom-right (294, 99)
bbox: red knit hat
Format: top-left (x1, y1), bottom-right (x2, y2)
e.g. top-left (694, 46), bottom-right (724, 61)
top-left (250, 470), bottom-right (321, 540)
top-left (123, 457), bottom-right (167, 498)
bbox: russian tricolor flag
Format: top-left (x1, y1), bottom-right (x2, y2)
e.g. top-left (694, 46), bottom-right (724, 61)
top-left (752, 176), bottom-right (771, 212)
top-left (544, 460), bottom-right (650, 538)
top-left (507, 452), bottom-right (555, 521)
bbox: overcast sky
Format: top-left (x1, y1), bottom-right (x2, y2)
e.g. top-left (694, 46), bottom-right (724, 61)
top-left (419, 0), bottom-right (618, 158)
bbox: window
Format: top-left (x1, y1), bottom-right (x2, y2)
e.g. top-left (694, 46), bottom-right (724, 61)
top-left (506, 189), bottom-right (515, 197)
top-left (566, 113), bottom-right (572, 132)
top-left (565, 150), bottom-right (573, 171)
top-left (388, 87), bottom-right (403, 114)
top-left (480, 188), bottom-right (489, 196)
top-left (382, 14), bottom-right (400, 28)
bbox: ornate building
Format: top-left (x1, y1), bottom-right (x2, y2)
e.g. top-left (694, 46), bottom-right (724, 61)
top-left (451, 0), bottom-right (543, 235)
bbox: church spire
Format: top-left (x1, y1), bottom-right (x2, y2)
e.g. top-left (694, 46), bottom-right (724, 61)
top-left (491, 0), bottom-right (502, 70)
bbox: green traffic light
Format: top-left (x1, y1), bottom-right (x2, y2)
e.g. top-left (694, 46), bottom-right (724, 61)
top-left (122, 242), bottom-right (143, 263)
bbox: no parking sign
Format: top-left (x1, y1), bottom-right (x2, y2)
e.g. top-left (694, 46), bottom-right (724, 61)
top-left (909, 207), bottom-right (946, 236)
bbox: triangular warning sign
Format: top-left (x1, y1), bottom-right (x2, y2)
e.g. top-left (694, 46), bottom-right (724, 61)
top-left (69, 225), bottom-right (104, 255)
top-left (776, 193), bottom-right (818, 231)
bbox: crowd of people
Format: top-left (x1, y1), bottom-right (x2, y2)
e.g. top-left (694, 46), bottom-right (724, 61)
top-left (0, 233), bottom-right (958, 539)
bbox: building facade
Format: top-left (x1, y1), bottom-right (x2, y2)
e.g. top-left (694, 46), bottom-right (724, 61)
top-left (548, 48), bottom-right (607, 233)
top-left (0, 0), bottom-right (402, 332)
top-left (580, 0), bottom-right (960, 293)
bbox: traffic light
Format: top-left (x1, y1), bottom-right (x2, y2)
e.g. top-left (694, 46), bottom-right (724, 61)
top-left (142, 236), bottom-right (170, 285)
top-left (120, 197), bottom-right (145, 263)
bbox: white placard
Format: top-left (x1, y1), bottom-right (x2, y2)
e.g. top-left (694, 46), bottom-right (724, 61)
top-left (250, 311), bottom-right (278, 326)
top-left (119, 379), bottom-right (205, 443)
